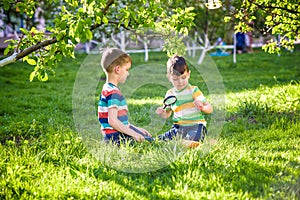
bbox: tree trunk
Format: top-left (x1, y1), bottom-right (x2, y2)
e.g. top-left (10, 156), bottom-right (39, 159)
top-left (144, 39), bottom-right (149, 62)
top-left (197, 33), bottom-right (212, 64)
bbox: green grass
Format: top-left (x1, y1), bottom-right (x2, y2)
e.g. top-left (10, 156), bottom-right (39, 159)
top-left (0, 48), bottom-right (300, 199)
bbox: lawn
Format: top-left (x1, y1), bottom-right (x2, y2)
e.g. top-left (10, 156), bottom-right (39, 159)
top-left (0, 47), bottom-right (299, 199)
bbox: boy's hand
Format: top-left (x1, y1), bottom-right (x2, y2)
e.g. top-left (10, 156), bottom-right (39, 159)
top-left (155, 106), bottom-right (166, 115)
top-left (194, 99), bottom-right (213, 114)
top-left (194, 99), bottom-right (204, 111)
top-left (135, 127), bottom-right (152, 137)
top-left (156, 106), bottom-right (172, 118)
top-left (128, 125), bottom-right (152, 141)
top-left (133, 133), bottom-right (145, 142)
top-left (137, 127), bottom-right (152, 137)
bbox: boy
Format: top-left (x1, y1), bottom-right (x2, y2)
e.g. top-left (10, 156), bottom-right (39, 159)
top-left (156, 55), bottom-right (213, 147)
top-left (98, 48), bottom-right (151, 145)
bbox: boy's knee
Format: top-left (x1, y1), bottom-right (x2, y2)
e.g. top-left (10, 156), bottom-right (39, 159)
top-left (158, 127), bottom-right (178, 141)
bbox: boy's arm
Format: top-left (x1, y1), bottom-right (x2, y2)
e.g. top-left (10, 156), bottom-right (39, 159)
top-left (193, 87), bottom-right (213, 114)
top-left (108, 107), bottom-right (145, 141)
top-left (129, 125), bottom-right (152, 137)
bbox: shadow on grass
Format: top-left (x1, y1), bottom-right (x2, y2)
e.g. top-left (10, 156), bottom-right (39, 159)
top-left (92, 146), bottom-right (299, 199)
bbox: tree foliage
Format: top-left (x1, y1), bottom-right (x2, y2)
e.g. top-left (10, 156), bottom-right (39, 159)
top-left (225, 0), bottom-right (300, 54)
top-left (1, 0), bottom-right (195, 81)
top-left (2, 0), bottom-right (299, 81)
top-left (165, 0), bottom-right (230, 44)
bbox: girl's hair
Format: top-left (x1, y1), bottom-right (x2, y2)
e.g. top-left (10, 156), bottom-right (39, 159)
top-left (166, 55), bottom-right (189, 76)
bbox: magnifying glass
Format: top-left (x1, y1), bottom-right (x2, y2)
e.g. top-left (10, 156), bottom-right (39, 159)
top-left (163, 95), bottom-right (177, 109)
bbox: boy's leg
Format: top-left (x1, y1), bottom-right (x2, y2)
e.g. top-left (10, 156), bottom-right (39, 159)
top-left (183, 124), bottom-right (207, 148)
top-left (193, 124), bottom-right (207, 142)
top-left (103, 132), bottom-right (133, 146)
top-left (158, 125), bottom-right (179, 141)
top-left (103, 133), bottom-right (121, 146)
top-left (183, 124), bottom-right (207, 142)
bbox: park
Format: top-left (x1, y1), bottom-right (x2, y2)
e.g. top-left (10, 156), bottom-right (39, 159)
top-left (0, 0), bottom-right (299, 199)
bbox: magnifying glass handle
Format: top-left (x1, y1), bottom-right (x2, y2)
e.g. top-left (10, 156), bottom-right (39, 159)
top-left (163, 105), bottom-right (167, 109)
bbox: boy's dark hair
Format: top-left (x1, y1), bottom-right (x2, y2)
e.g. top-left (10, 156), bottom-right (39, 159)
top-left (167, 55), bottom-right (189, 76)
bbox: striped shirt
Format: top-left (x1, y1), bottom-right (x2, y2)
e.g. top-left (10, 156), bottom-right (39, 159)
top-left (98, 83), bottom-right (129, 134)
top-left (166, 84), bottom-right (207, 126)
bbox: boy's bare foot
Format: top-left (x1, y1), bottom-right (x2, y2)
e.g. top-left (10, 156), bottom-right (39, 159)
top-left (182, 140), bottom-right (201, 148)
top-left (182, 138), bottom-right (217, 148)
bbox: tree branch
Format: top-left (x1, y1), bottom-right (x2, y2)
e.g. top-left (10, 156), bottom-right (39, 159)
top-left (0, 37), bottom-right (57, 67)
top-left (15, 37), bottom-right (57, 60)
top-left (0, 0), bottom-right (115, 67)
top-left (253, 2), bottom-right (300, 15)
top-left (0, 53), bottom-right (18, 67)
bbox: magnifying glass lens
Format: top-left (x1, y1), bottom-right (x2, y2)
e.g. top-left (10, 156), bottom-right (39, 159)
top-left (163, 96), bottom-right (177, 106)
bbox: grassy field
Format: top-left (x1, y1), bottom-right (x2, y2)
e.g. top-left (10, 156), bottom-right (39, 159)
top-left (0, 47), bottom-right (299, 199)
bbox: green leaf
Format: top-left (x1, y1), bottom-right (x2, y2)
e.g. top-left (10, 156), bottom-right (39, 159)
top-left (27, 59), bottom-right (37, 66)
top-left (78, 7), bottom-right (84, 14)
top-left (19, 28), bottom-right (28, 34)
top-left (37, 71), bottom-right (49, 82)
top-left (4, 47), bottom-right (11, 55)
top-left (86, 29), bottom-right (93, 40)
top-left (102, 16), bottom-right (108, 24)
top-left (224, 16), bottom-right (231, 23)
top-left (29, 70), bottom-right (36, 82)
top-left (57, 31), bottom-right (66, 41)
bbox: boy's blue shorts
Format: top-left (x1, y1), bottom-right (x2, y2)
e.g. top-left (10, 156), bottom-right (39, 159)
top-left (103, 124), bottom-right (207, 145)
top-left (103, 125), bottom-right (146, 146)
top-left (158, 124), bottom-right (207, 142)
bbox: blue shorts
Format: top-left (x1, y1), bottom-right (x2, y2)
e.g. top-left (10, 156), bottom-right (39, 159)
top-left (103, 125), bottom-right (146, 146)
top-left (158, 124), bottom-right (207, 142)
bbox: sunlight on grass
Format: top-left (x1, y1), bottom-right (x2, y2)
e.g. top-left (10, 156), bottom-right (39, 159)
top-left (89, 139), bottom-right (189, 173)
top-left (127, 98), bottom-right (162, 105)
top-left (226, 82), bottom-right (300, 113)
top-left (1, 50), bottom-right (300, 199)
